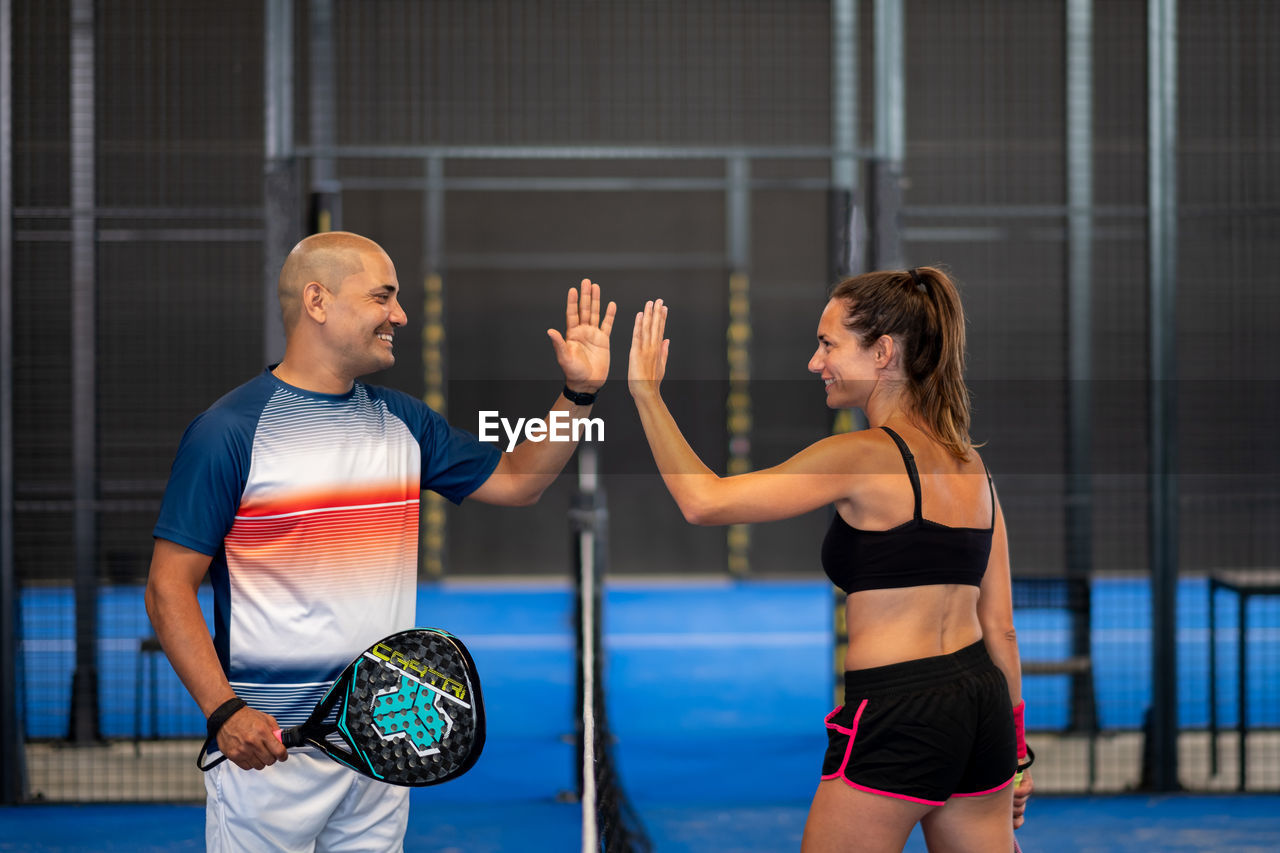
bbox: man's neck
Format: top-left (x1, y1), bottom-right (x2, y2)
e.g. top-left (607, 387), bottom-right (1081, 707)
top-left (271, 358), bottom-right (355, 395)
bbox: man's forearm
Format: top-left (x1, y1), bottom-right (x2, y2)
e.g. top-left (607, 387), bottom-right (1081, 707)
top-left (502, 392), bottom-right (597, 500)
top-left (145, 581), bottom-right (235, 716)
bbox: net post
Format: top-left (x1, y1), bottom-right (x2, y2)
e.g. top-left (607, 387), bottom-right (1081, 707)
top-left (570, 447), bottom-right (651, 852)
top-left (570, 446), bottom-right (601, 847)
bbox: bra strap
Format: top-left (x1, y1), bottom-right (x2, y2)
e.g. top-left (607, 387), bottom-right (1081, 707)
top-left (981, 458), bottom-right (996, 530)
top-left (879, 426), bottom-right (922, 521)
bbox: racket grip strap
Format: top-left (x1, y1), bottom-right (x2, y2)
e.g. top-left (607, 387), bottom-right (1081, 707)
top-left (206, 696), bottom-right (247, 740)
top-left (1015, 745), bottom-right (1037, 786)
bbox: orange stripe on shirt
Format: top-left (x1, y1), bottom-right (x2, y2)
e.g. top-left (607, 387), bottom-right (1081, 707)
top-left (225, 501), bottom-right (419, 574)
top-left (236, 481), bottom-right (421, 518)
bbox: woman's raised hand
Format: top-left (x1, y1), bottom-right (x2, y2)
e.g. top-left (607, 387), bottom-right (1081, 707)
top-left (628, 299), bottom-right (670, 400)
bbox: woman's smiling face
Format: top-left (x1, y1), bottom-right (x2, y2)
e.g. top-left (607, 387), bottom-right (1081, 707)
top-left (807, 298), bottom-right (883, 409)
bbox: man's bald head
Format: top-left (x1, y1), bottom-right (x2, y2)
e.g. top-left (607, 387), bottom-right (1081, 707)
top-left (277, 231), bottom-right (390, 333)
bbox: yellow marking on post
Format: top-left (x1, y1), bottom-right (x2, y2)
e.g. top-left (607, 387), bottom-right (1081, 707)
top-left (726, 272), bottom-right (752, 575)
top-left (423, 273), bottom-right (447, 577)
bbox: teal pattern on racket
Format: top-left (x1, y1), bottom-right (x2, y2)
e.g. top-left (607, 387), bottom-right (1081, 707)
top-left (197, 628), bottom-right (485, 786)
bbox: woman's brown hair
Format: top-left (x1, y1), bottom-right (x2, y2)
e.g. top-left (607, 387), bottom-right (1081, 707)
top-left (830, 266), bottom-right (975, 460)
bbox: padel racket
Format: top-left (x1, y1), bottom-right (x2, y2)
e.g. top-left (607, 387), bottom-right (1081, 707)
top-left (197, 628), bottom-right (485, 786)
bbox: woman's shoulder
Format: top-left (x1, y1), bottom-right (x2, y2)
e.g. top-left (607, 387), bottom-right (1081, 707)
top-left (806, 425), bottom-right (907, 476)
top-left (882, 422), bottom-right (987, 470)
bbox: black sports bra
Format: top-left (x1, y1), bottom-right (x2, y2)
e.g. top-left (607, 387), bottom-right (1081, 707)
top-left (821, 427), bottom-right (994, 594)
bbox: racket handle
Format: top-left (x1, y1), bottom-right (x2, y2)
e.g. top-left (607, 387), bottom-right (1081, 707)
top-left (276, 726), bottom-right (305, 748)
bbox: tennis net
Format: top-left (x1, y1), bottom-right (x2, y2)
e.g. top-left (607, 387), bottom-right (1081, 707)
top-left (571, 448), bottom-right (653, 853)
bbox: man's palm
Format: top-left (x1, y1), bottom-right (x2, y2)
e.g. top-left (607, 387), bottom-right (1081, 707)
top-left (548, 280), bottom-right (616, 391)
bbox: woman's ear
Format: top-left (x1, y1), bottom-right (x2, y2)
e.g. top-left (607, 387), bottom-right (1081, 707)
top-left (875, 334), bottom-right (896, 368)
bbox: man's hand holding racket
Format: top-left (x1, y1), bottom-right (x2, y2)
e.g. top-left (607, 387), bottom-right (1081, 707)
top-left (197, 629), bottom-right (485, 787)
top-left (215, 703), bottom-right (287, 771)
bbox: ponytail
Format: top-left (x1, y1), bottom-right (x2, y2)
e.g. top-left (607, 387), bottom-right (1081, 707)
top-left (830, 266), bottom-right (975, 460)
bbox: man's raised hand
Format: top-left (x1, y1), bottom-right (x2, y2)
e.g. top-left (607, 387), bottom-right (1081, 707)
top-left (547, 279), bottom-right (615, 394)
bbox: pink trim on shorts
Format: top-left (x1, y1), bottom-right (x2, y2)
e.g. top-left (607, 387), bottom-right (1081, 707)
top-left (821, 699), bottom-right (868, 780)
top-left (822, 701), bottom-right (863, 736)
top-left (819, 698), bottom-right (948, 807)
top-left (834, 777), bottom-right (946, 808)
top-left (951, 775), bottom-right (1016, 798)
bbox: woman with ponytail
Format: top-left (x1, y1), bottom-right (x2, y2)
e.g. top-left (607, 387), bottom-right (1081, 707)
top-left (628, 267), bottom-right (1032, 852)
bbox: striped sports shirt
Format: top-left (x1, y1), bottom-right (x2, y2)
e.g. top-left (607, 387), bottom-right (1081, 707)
top-left (154, 368), bottom-right (500, 725)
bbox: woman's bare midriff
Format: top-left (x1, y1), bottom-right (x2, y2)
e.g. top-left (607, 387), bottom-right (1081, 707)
top-left (842, 583), bottom-right (984, 671)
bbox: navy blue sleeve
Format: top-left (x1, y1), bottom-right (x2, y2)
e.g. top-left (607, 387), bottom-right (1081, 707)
top-left (153, 389), bottom-right (261, 555)
top-left (377, 388), bottom-right (501, 505)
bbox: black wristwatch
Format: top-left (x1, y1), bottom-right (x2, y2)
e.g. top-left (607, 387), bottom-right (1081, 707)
top-left (562, 385), bottom-right (598, 406)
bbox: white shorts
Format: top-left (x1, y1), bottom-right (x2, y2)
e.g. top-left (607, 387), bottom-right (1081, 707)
top-left (204, 748), bottom-right (410, 853)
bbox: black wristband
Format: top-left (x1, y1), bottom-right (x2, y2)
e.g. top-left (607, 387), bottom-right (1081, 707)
top-left (206, 697), bottom-right (246, 740)
top-left (562, 385), bottom-right (597, 406)
top-left (1018, 745), bottom-right (1036, 771)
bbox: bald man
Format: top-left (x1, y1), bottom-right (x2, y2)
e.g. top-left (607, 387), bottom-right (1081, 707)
top-left (145, 232), bottom-right (615, 852)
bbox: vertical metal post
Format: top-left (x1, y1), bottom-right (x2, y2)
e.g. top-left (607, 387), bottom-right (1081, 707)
top-left (307, 0), bottom-right (340, 232)
top-left (425, 157), bottom-right (444, 281)
top-left (1147, 0), bottom-right (1180, 792)
top-left (0, 0), bottom-right (28, 801)
top-left (264, 0), bottom-right (296, 364)
top-left (1207, 579), bottom-right (1218, 775)
top-left (871, 0), bottom-right (906, 270)
top-left (1065, 0), bottom-right (1097, 737)
top-left (828, 0), bottom-right (863, 700)
top-left (726, 157), bottom-right (751, 576)
top-left (67, 0), bottom-right (101, 745)
top-left (726, 158), bottom-right (750, 327)
top-left (1235, 594), bottom-right (1246, 790)
top-left (831, 0), bottom-right (858, 195)
top-left (830, 0), bottom-right (865, 282)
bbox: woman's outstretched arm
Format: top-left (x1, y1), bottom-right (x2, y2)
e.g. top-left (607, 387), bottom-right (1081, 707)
top-left (628, 298), bottom-right (865, 525)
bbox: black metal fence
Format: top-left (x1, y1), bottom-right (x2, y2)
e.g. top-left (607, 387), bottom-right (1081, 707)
top-left (1, 0), bottom-right (1277, 803)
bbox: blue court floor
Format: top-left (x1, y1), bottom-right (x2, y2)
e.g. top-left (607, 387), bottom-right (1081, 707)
top-left (3, 795), bottom-right (1280, 851)
top-left (8, 577), bottom-right (1280, 850)
top-left (20, 575), bottom-right (1280, 739)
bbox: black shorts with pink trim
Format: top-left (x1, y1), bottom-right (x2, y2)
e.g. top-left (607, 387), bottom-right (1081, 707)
top-left (821, 640), bottom-right (1017, 806)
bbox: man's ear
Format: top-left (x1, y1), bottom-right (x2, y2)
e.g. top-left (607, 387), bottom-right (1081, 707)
top-left (301, 281), bottom-right (329, 324)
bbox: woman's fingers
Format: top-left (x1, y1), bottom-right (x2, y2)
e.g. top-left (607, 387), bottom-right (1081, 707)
top-left (631, 299), bottom-right (668, 357)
